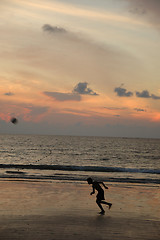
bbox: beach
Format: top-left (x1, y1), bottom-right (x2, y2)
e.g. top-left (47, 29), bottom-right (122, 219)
top-left (0, 180), bottom-right (159, 240)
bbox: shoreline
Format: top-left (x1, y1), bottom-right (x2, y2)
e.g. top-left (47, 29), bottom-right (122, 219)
top-left (0, 180), bottom-right (159, 239)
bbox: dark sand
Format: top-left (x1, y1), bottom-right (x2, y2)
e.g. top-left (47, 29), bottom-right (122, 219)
top-left (0, 180), bottom-right (159, 240)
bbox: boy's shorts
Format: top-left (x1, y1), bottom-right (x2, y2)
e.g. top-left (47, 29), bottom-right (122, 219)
top-left (96, 190), bottom-right (105, 201)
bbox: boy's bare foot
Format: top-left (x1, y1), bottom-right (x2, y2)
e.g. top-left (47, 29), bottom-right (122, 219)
top-left (109, 203), bottom-right (112, 210)
top-left (99, 211), bottom-right (105, 215)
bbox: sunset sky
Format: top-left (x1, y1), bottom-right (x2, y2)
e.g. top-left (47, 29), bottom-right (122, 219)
top-left (0, 0), bottom-right (160, 138)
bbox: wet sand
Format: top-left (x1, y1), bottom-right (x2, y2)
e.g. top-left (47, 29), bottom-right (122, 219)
top-left (0, 180), bottom-right (159, 240)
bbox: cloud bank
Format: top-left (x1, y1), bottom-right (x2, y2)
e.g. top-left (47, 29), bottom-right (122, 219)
top-left (40, 23), bottom-right (137, 95)
top-left (44, 92), bottom-right (81, 102)
top-left (126, 0), bottom-right (160, 29)
top-left (44, 82), bottom-right (98, 102)
top-left (115, 86), bottom-right (160, 100)
top-left (136, 90), bottom-right (160, 99)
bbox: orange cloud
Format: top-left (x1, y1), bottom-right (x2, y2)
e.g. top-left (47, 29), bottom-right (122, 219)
top-left (151, 112), bottom-right (160, 122)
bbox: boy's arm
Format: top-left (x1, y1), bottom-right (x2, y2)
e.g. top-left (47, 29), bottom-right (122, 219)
top-left (90, 186), bottom-right (95, 195)
top-left (99, 181), bottom-right (108, 189)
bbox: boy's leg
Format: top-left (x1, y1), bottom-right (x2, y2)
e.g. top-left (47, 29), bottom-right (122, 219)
top-left (96, 199), bottom-right (105, 213)
top-left (101, 201), bottom-right (112, 209)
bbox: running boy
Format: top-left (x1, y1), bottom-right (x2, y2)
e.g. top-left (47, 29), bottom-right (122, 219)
top-left (87, 177), bottom-right (112, 214)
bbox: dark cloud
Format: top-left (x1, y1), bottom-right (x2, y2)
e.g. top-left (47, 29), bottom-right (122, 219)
top-left (104, 107), bottom-right (127, 110)
top-left (73, 82), bottom-right (98, 96)
top-left (42, 24), bottom-right (67, 34)
top-left (44, 91), bottom-right (81, 101)
top-left (4, 92), bottom-right (14, 96)
top-left (134, 108), bottom-right (146, 112)
top-left (126, 0), bottom-right (160, 28)
top-left (151, 94), bottom-right (160, 100)
top-left (114, 87), bottom-right (160, 100)
top-left (136, 90), bottom-right (150, 98)
top-left (114, 86), bottom-right (133, 97)
top-left (136, 90), bottom-right (160, 99)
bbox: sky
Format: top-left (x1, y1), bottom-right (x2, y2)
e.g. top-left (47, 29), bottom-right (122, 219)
top-left (0, 0), bottom-right (160, 138)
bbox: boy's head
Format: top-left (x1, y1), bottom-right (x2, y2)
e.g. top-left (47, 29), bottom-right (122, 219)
top-left (87, 177), bottom-right (93, 184)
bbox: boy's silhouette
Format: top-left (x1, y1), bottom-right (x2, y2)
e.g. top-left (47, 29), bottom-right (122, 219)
top-left (87, 177), bottom-right (112, 214)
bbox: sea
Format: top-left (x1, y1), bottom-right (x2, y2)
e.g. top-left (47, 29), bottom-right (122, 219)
top-left (0, 134), bottom-right (160, 185)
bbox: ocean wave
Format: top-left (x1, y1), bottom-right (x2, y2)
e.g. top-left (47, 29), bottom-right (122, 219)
top-left (1, 173), bottom-right (160, 185)
top-left (0, 164), bottom-right (160, 174)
